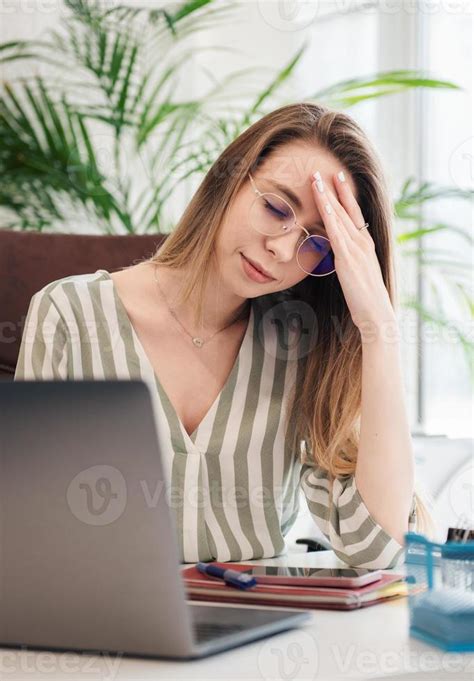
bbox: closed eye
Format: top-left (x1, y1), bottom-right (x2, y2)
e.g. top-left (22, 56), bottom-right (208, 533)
top-left (264, 199), bottom-right (291, 220)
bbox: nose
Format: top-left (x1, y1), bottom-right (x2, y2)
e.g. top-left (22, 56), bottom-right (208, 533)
top-left (265, 228), bottom-right (302, 264)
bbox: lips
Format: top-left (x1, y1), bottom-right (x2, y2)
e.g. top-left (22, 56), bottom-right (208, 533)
top-left (242, 254), bottom-right (275, 280)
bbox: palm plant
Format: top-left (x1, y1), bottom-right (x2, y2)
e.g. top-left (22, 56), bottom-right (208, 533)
top-left (0, 0), bottom-right (243, 233)
top-left (0, 0), bottom-right (472, 369)
top-left (394, 179), bottom-right (473, 374)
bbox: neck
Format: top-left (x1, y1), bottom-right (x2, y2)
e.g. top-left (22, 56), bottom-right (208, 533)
top-left (148, 263), bottom-right (250, 333)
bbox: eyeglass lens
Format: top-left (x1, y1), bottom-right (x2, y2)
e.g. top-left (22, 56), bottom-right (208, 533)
top-left (249, 192), bottom-right (335, 276)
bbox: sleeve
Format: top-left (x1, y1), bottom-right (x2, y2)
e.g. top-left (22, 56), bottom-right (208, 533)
top-left (299, 460), bottom-right (417, 569)
top-left (14, 288), bottom-right (69, 381)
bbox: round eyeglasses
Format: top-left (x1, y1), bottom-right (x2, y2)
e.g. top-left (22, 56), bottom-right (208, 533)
top-left (248, 172), bottom-right (336, 277)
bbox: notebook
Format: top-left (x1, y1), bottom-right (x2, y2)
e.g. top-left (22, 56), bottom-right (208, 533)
top-left (182, 562), bottom-right (407, 611)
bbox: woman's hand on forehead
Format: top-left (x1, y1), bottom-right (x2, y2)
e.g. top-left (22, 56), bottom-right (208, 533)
top-left (310, 168), bottom-right (395, 332)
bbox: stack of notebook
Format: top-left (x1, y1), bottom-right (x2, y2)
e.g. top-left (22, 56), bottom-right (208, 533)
top-left (181, 563), bottom-right (407, 611)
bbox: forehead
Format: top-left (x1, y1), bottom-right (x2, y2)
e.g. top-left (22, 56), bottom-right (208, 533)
top-left (258, 140), bottom-right (358, 198)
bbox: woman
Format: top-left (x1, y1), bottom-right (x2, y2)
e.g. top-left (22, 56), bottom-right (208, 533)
top-left (15, 102), bottom-right (421, 568)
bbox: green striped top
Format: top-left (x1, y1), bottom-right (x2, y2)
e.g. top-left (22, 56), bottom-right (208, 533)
top-left (15, 270), bottom-right (416, 568)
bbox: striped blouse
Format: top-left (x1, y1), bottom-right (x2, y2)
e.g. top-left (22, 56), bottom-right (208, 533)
top-left (14, 269), bottom-right (416, 568)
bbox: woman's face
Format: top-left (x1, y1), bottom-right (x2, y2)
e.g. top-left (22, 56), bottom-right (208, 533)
top-left (214, 140), bottom-right (357, 298)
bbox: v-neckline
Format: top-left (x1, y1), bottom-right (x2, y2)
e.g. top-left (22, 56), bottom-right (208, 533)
top-left (100, 269), bottom-right (254, 447)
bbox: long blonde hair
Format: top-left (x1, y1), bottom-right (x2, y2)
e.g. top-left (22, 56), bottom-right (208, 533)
top-left (144, 102), bottom-right (430, 532)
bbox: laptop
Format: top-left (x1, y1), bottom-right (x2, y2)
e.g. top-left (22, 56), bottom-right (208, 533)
top-left (0, 380), bottom-right (311, 659)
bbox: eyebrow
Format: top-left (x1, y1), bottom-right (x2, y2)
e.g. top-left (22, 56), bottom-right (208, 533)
top-left (268, 180), bottom-right (304, 211)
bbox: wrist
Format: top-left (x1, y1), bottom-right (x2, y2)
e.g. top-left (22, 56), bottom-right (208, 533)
top-left (357, 316), bottom-right (400, 346)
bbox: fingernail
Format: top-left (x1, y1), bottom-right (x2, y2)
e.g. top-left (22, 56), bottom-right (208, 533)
top-left (337, 170), bottom-right (346, 182)
top-left (324, 203), bottom-right (332, 214)
top-left (312, 171), bottom-right (324, 193)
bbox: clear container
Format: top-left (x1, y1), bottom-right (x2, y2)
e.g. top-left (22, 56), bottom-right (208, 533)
top-left (405, 531), bottom-right (474, 652)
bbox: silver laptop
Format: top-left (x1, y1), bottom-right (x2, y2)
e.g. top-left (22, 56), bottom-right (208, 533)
top-left (0, 380), bottom-right (310, 659)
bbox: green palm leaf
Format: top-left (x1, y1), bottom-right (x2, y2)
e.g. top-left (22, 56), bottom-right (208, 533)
top-left (395, 177), bottom-right (473, 218)
top-left (0, 81), bottom-right (131, 232)
top-left (242, 42), bottom-right (308, 126)
top-left (396, 222), bottom-right (473, 245)
top-left (311, 70), bottom-right (461, 107)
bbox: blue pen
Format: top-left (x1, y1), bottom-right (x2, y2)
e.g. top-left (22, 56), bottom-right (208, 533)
top-left (196, 562), bottom-right (258, 590)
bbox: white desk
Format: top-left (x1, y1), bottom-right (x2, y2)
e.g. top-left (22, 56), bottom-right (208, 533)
top-left (1, 551), bottom-right (472, 681)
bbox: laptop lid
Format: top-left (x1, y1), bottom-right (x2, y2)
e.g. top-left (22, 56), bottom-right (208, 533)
top-left (0, 380), bottom-right (195, 657)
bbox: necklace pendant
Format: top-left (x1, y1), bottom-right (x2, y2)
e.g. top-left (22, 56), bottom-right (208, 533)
top-left (192, 337), bottom-right (204, 348)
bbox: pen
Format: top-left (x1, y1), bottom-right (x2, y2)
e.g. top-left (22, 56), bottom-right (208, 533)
top-left (196, 562), bottom-right (258, 590)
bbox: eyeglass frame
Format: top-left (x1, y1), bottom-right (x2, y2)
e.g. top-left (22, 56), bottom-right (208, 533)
top-left (247, 172), bottom-right (335, 277)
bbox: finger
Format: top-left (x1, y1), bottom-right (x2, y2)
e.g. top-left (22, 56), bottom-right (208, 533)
top-left (311, 179), bottom-right (349, 258)
top-left (334, 171), bottom-right (368, 233)
top-left (324, 185), bottom-right (360, 240)
top-left (311, 171), bottom-right (353, 244)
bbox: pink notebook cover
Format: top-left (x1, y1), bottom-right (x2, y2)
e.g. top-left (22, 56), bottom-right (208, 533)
top-left (181, 563), bottom-right (406, 611)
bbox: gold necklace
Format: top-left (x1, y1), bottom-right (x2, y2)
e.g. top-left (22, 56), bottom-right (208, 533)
top-left (153, 266), bottom-right (250, 348)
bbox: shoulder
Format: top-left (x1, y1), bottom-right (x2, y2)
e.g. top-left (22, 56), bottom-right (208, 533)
top-left (29, 270), bottom-right (112, 321)
top-left (37, 269), bottom-right (110, 296)
top-left (35, 268), bottom-right (110, 300)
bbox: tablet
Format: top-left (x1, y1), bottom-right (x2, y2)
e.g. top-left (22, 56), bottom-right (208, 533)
top-left (239, 566), bottom-right (382, 588)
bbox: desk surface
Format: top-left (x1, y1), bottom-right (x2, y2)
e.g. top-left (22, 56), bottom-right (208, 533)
top-left (1, 551), bottom-right (472, 680)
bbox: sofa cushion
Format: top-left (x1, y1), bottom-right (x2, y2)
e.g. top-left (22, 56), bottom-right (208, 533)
top-left (0, 230), bottom-right (166, 380)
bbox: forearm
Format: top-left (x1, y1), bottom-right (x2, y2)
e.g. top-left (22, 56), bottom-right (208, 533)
top-left (355, 321), bottom-right (415, 545)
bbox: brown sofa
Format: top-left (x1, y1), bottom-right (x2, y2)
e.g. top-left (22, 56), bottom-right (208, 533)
top-left (0, 230), bottom-right (166, 380)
